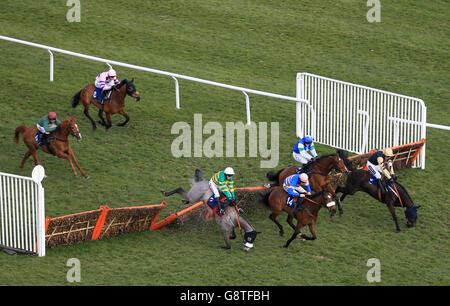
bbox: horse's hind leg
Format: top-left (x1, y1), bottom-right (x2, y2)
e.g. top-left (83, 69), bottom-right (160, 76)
top-left (161, 187), bottom-right (190, 203)
top-left (97, 109), bottom-right (107, 127)
top-left (117, 109), bottom-right (129, 126)
top-left (84, 108), bottom-right (97, 130)
top-left (269, 212), bottom-right (284, 236)
top-left (19, 151), bottom-right (33, 168)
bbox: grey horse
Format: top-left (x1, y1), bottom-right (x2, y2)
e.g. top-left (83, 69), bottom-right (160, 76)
top-left (161, 168), bottom-right (259, 251)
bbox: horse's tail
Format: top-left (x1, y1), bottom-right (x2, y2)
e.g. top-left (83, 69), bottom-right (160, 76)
top-left (266, 168), bottom-right (284, 183)
top-left (72, 90), bottom-right (82, 108)
top-left (259, 188), bottom-right (274, 208)
top-left (14, 126), bottom-right (27, 144)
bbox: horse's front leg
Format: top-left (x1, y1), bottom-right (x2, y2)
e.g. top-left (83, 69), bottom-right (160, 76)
top-left (220, 228), bottom-right (231, 249)
top-left (68, 149), bottom-right (89, 179)
top-left (117, 109), bottom-right (130, 126)
top-left (55, 151), bottom-right (78, 178)
top-left (105, 113), bottom-right (113, 131)
top-left (387, 202), bottom-right (401, 233)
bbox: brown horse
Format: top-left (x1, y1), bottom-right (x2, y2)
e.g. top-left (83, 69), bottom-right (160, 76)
top-left (261, 186), bottom-right (336, 248)
top-left (335, 169), bottom-right (420, 232)
top-left (14, 118), bottom-right (89, 178)
top-left (72, 78), bottom-right (141, 131)
top-left (266, 152), bottom-right (350, 217)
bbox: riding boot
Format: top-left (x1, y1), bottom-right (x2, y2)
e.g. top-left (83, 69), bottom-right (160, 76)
top-left (378, 179), bottom-right (386, 194)
top-left (39, 133), bottom-right (49, 146)
top-left (98, 91), bottom-right (105, 105)
top-left (293, 198), bottom-right (305, 213)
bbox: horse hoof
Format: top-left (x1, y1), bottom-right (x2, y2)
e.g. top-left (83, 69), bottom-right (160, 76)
top-left (84, 176), bottom-right (90, 180)
top-left (219, 245), bottom-right (231, 250)
top-left (160, 189), bottom-right (166, 196)
top-left (339, 213), bottom-right (344, 217)
top-left (74, 175), bottom-right (79, 179)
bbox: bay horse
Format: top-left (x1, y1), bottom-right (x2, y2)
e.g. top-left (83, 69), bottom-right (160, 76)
top-left (335, 169), bottom-right (420, 232)
top-left (14, 118), bottom-right (89, 179)
top-left (261, 186), bottom-right (336, 248)
top-left (72, 78), bottom-right (141, 131)
top-left (266, 151), bottom-right (350, 218)
top-left (161, 168), bottom-right (259, 251)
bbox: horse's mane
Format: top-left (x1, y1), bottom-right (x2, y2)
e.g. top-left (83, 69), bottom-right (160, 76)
top-left (315, 153), bottom-right (338, 161)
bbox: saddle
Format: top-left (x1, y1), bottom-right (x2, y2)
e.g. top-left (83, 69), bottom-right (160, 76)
top-left (93, 88), bottom-right (112, 104)
top-left (206, 195), bottom-right (230, 218)
top-left (35, 131), bottom-right (55, 155)
top-left (286, 195), bottom-right (299, 207)
top-left (295, 160), bottom-right (314, 175)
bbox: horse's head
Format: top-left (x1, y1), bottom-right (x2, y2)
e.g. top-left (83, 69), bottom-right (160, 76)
top-left (125, 78), bottom-right (141, 101)
top-left (321, 189), bottom-right (337, 213)
top-left (330, 155), bottom-right (350, 173)
top-left (405, 205), bottom-right (421, 228)
top-left (68, 118), bottom-right (82, 140)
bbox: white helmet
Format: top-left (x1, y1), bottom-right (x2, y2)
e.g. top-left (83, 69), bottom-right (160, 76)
top-left (108, 69), bottom-right (117, 77)
top-left (224, 167), bottom-right (235, 176)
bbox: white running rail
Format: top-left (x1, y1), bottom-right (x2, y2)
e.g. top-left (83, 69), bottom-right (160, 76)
top-left (0, 166), bottom-right (46, 256)
top-left (0, 35), bottom-right (310, 126)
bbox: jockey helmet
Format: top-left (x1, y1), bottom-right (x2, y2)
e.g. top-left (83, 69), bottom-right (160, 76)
top-left (48, 112), bottom-right (57, 119)
top-left (383, 148), bottom-right (394, 157)
top-left (303, 136), bottom-right (313, 143)
top-left (108, 69), bottom-right (117, 77)
top-left (299, 173), bottom-right (309, 184)
top-left (224, 167), bottom-right (235, 176)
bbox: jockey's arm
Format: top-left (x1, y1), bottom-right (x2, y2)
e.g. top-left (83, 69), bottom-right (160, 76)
top-left (299, 146), bottom-right (313, 160)
top-left (309, 144), bottom-right (318, 158)
top-left (377, 156), bottom-right (392, 179)
top-left (387, 160), bottom-right (395, 175)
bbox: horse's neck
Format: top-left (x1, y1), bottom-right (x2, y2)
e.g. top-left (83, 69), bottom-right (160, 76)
top-left (110, 86), bottom-right (127, 105)
top-left (312, 160), bottom-right (332, 174)
top-left (53, 123), bottom-right (70, 139)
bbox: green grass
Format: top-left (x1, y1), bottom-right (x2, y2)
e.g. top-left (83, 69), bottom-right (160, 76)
top-left (0, 0), bottom-right (449, 286)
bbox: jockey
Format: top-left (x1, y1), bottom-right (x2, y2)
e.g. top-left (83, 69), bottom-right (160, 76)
top-left (366, 148), bottom-right (396, 193)
top-left (209, 167), bottom-right (236, 214)
top-left (94, 69), bottom-right (120, 104)
top-left (283, 173), bottom-right (312, 211)
top-left (293, 135), bottom-right (318, 166)
top-left (36, 112), bottom-right (61, 145)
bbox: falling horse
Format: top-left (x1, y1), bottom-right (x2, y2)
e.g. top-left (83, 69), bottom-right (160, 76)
top-left (266, 151), bottom-right (350, 218)
top-left (161, 168), bottom-right (259, 251)
top-left (261, 186), bottom-right (336, 248)
top-left (335, 169), bottom-right (420, 232)
top-left (14, 118), bottom-right (89, 178)
top-left (72, 78), bottom-right (141, 131)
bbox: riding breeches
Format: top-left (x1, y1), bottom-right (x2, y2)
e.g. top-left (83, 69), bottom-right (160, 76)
top-left (293, 151), bottom-right (310, 165)
top-left (366, 160), bottom-right (382, 179)
top-left (209, 179), bottom-right (221, 198)
top-left (36, 124), bottom-right (49, 134)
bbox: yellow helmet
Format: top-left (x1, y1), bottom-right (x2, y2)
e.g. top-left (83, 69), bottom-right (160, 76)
top-left (383, 148), bottom-right (394, 157)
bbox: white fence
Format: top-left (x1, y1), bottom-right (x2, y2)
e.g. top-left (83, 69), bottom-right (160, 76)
top-left (0, 166), bottom-right (46, 256)
top-left (0, 35), bottom-right (310, 126)
top-left (296, 73), bottom-right (429, 168)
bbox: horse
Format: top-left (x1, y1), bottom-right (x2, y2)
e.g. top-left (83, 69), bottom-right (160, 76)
top-left (72, 78), bottom-right (141, 131)
top-left (335, 169), bottom-right (420, 232)
top-left (260, 186), bottom-right (336, 248)
top-left (161, 168), bottom-right (259, 251)
top-left (266, 151), bottom-right (350, 218)
top-left (14, 118), bottom-right (90, 179)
